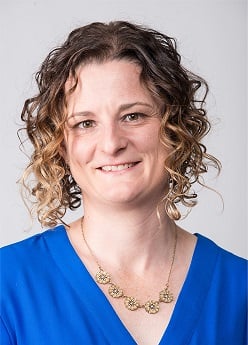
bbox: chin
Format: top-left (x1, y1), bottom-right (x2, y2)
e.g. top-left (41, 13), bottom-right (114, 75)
top-left (99, 185), bottom-right (143, 205)
top-left (103, 193), bottom-right (139, 205)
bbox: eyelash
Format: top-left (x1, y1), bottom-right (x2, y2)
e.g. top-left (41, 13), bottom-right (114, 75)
top-left (123, 113), bottom-right (146, 122)
top-left (73, 112), bottom-right (147, 129)
top-left (76, 120), bottom-right (95, 129)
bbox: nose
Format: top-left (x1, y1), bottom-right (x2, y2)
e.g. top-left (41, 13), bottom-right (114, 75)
top-left (99, 123), bottom-right (128, 155)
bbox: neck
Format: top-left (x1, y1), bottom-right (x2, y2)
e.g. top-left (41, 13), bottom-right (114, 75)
top-left (80, 200), bottom-right (176, 272)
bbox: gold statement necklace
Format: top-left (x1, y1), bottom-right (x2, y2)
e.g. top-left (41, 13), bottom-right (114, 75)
top-left (81, 218), bottom-right (177, 315)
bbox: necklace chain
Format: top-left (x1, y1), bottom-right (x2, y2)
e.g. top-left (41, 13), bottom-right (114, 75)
top-left (81, 218), bottom-right (177, 315)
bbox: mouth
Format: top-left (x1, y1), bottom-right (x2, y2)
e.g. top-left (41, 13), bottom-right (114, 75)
top-left (98, 162), bottom-right (139, 172)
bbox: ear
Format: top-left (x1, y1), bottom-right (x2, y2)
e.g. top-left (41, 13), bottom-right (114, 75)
top-left (58, 140), bottom-right (68, 164)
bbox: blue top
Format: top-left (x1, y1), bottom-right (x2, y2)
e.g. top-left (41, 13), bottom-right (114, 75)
top-left (0, 226), bottom-right (247, 345)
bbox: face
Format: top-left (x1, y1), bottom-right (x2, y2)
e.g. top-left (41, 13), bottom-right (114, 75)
top-left (63, 60), bottom-right (169, 209)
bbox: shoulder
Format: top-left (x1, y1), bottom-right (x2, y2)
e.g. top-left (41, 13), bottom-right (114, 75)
top-left (190, 234), bottom-right (247, 342)
top-left (195, 233), bottom-right (247, 288)
top-left (0, 225), bottom-right (66, 269)
top-left (196, 233), bottom-right (246, 265)
top-left (0, 225), bottom-right (68, 303)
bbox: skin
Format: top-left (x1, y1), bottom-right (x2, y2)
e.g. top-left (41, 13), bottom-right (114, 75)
top-left (63, 60), bottom-right (197, 345)
top-left (64, 60), bottom-right (169, 210)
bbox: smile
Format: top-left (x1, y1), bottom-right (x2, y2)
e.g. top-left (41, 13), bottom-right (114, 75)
top-left (100, 163), bottom-right (137, 172)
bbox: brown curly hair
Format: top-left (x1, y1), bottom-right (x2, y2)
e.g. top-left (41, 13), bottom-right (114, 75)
top-left (20, 20), bottom-right (221, 227)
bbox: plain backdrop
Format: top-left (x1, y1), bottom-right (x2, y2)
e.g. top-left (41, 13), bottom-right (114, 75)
top-left (0, 0), bottom-right (247, 258)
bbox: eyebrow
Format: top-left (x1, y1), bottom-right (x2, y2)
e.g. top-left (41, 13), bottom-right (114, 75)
top-left (68, 102), bottom-right (154, 119)
top-left (119, 102), bottom-right (153, 111)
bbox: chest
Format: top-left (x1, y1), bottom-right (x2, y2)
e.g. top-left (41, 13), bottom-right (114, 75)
top-left (106, 297), bottom-right (176, 345)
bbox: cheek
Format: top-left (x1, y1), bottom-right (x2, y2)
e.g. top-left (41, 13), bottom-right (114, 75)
top-left (137, 128), bottom-right (162, 155)
top-left (65, 136), bottom-right (88, 165)
top-left (143, 134), bottom-right (169, 166)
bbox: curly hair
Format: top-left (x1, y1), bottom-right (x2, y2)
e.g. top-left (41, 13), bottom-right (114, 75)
top-left (20, 20), bottom-right (221, 227)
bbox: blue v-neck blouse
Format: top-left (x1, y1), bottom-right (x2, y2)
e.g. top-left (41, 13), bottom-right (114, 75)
top-left (0, 226), bottom-right (247, 344)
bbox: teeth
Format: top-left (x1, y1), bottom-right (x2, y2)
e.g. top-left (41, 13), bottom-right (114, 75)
top-left (101, 163), bottom-right (135, 172)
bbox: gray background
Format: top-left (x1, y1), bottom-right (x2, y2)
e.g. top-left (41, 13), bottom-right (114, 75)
top-left (1, 0), bottom-right (247, 258)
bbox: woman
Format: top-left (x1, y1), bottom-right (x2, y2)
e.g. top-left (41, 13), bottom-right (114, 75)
top-left (1, 21), bottom-right (246, 345)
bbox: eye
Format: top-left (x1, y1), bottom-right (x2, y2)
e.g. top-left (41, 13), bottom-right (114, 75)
top-left (77, 120), bottom-right (95, 129)
top-left (124, 113), bottom-right (145, 122)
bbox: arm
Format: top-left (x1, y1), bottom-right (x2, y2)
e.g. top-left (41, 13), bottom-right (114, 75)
top-left (0, 317), bottom-right (14, 345)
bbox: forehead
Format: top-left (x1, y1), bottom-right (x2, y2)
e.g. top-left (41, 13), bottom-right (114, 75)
top-left (65, 60), bottom-right (156, 107)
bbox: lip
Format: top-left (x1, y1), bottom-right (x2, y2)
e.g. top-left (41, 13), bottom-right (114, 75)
top-left (97, 161), bottom-right (141, 173)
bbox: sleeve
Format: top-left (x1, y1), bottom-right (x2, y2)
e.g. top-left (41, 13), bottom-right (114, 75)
top-left (0, 316), bottom-right (13, 345)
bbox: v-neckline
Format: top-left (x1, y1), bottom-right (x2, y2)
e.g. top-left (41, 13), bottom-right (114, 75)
top-left (44, 225), bottom-right (219, 345)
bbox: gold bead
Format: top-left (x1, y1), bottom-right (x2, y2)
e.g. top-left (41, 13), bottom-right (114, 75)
top-left (108, 284), bottom-right (123, 298)
top-left (124, 297), bottom-right (140, 311)
top-left (96, 270), bottom-right (111, 284)
top-left (159, 288), bottom-right (173, 303)
top-left (144, 300), bottom-right (160, 314)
